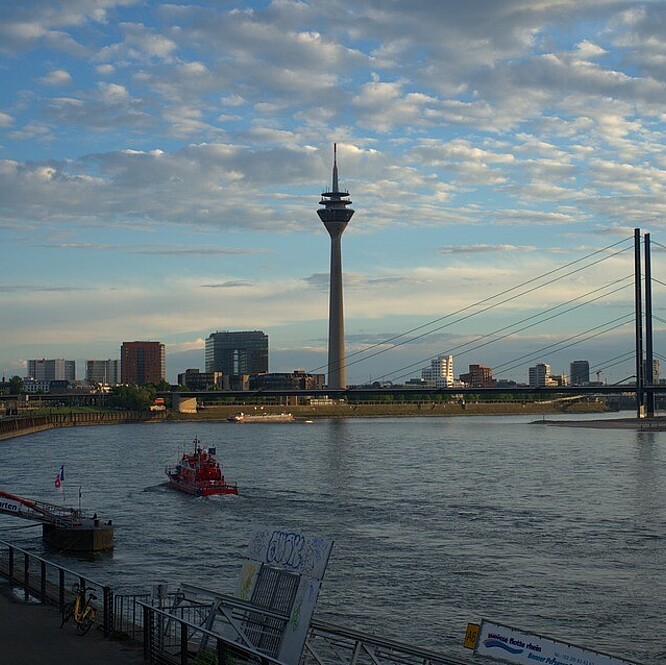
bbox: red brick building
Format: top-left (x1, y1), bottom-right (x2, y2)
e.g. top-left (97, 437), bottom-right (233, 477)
top-left (459, 364), bottom-right (495, 388)
top-left (121, 341), bottom-right (166, 386)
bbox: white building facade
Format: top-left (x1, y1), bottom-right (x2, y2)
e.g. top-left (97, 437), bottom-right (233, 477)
top-left (528, 363), bottom-right (557, 387)
top-left (27, 358), bottom-right (75, 382)
top-left (421, 354), bottom-right (454, 387)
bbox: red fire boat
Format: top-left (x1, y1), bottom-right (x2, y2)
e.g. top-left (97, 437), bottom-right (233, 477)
top-left (165, 438), bottom-right (239, 497)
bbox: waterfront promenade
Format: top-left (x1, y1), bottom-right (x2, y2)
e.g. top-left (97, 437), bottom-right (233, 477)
top-left (0, 580), bottom-right (143, 664)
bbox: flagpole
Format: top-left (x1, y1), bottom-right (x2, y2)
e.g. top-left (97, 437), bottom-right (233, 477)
top-left (54, 465), bottom-right (66, 502)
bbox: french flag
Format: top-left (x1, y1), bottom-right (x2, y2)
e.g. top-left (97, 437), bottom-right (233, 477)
top-left (54, 465), bottom-right (64, 492)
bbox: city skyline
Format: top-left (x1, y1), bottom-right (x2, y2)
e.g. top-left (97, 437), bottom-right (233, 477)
top-left (2, 2), bottom-right (666, 384)
top-left (13, 347), bottom-right (608, 390)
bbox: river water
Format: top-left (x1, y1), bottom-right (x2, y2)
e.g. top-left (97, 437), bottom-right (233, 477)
top-left (0, 413), bottom-right (664, 663)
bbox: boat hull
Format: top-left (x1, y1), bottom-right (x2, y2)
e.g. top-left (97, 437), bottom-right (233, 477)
top-left (166, 475), bottom-right (238, 497)
top-left (228, 412), bottom-right (294, 423)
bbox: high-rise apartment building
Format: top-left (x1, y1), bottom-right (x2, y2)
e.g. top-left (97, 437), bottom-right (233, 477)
top-left (569, 360), bottom-right (590, 386)
top-left (421, 355), bottom-right (454, 387)
top-left (121, 341), bottom-right (166, 386)
top-left (529, 363), bottom-right (556, 387)
top-left (86, 359), bottom-right (120, 386)
top-left (459, 364), bottom-right (495, 388)
top-left (27, 358), bottom-right (75, 382)
top-left (205, 331), bottom-right (268, 375)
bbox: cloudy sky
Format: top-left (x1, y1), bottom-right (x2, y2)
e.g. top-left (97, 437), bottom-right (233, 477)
top-left (2, 0), bottom-right (666, 385)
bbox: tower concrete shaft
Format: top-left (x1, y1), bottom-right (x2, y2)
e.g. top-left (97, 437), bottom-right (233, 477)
top-left (317, 144), bottom-right (355, 390)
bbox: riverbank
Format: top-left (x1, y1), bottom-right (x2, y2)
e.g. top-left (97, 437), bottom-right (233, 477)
top-left (0, 400), bottom-right (610, 440)
top-left (536, 415), bottom-right (666, 430)
top-left (172, 399), bottom-right (609, 421)
top-left (0, 410), bottom-right (166, 441)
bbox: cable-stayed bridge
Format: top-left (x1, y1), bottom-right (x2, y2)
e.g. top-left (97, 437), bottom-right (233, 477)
top-left (294, 227), bottom-right (663, 416)
top-left (12, 229), bottom-right (666, 419)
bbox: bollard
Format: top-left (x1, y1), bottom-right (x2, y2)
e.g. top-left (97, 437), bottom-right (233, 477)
top-left (23, 552), bottom-right (29, 602)
top-left (180, 622), bottom-right (188, 665)
top-left (103, 586), bottom-right (113, 638)
top-left (58, 569), bottom-right (65, 610)
top-left (143, 605), bottom-right (153, 663)
top-left (40, 560), bottom-right (46, 603)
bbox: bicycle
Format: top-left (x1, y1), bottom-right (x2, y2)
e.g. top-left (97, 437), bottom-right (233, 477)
top-left (60, 582), bottom-right (97, 635)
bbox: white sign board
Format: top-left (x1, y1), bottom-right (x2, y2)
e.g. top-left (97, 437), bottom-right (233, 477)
top-left (245, 526), bottom-right (333, 580)
top-left (236, 527), bottom-right (334, 665)
top-left (474, 620), bottom-right (641, 665)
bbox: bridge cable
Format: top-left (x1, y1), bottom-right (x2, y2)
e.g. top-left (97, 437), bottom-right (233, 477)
top-left (337, 239), bottom-right (633, 375)
top-left (307, 236), bottom-right (633, 376)
top-left (589, 350), bottom-right (636, 376)
top-left (374, 276), bottom-right (632, 382)
top-left (489, 315), bottom-right (634, 377)
top-left (369, 277), bottom-right (633, 383)
top-left (381, 314), bottom-right (633, 385)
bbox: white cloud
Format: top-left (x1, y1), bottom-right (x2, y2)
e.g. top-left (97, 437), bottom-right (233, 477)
top-left (96, 22), bottom-right (178, 63)
top-left (575, 40), bottom-right (607, 59)
top-left (39, 69), bottom-right (73, 86)
top-left (439, 244), bottom-right (537, 255)
top-left (43, 82), bottom-right (149, 130)
top-left (2, 0), bottom-right (666, 385)
top-left (98, 81), bottom-right (130, 102)
top-left (352, 79), bottom-right (438, 132)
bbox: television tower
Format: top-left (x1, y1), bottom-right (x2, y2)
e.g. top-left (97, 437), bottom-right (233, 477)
top-left (318, 144), bottom-right (355, 390)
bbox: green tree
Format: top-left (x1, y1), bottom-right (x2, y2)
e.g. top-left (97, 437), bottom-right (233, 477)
top-left (8, 375), bottom-right (23, 395)
top-left (152, 379), bottom-right (172, 392)
top-left (109, 385), bottom-right (154, 411)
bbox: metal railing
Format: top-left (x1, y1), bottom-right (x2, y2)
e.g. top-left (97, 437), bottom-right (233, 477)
top-left (0, 539), bottom-right (113, 637)
top-left (140, 601), bottom-right (292, 665)
top-left (146, 584), bottom-right (471, 665)
top-left (305, 619), bottom-right (469, 665)
top-left (0, 539), bottom-right (472, 665)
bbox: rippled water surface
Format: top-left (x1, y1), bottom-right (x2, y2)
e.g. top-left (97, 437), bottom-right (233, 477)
top-left (1, 413), bottom-right (664, 662)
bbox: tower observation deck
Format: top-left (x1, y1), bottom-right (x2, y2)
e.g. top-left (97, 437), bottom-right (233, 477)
top-left (317, 144), bottom-right (355, 390)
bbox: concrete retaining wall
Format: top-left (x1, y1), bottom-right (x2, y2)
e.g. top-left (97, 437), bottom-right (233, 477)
top-left (0, 411), bottom-right (167, 441)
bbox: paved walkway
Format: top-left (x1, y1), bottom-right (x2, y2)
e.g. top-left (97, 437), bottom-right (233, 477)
top-left (0, 580), bottom-right (144, 664)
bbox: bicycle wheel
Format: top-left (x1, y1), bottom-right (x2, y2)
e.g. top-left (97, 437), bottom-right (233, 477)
top-left (60, 602), bottom-right (74, 628)
top-left (76, 610), bottom-right (95, 636)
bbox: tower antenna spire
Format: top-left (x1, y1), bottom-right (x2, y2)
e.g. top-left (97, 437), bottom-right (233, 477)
top-left (332, 143), bottom-right (339, 192)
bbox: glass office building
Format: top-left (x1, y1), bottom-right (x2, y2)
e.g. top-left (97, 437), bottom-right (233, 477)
top-left (205, 331), bottom-right (268, 375)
